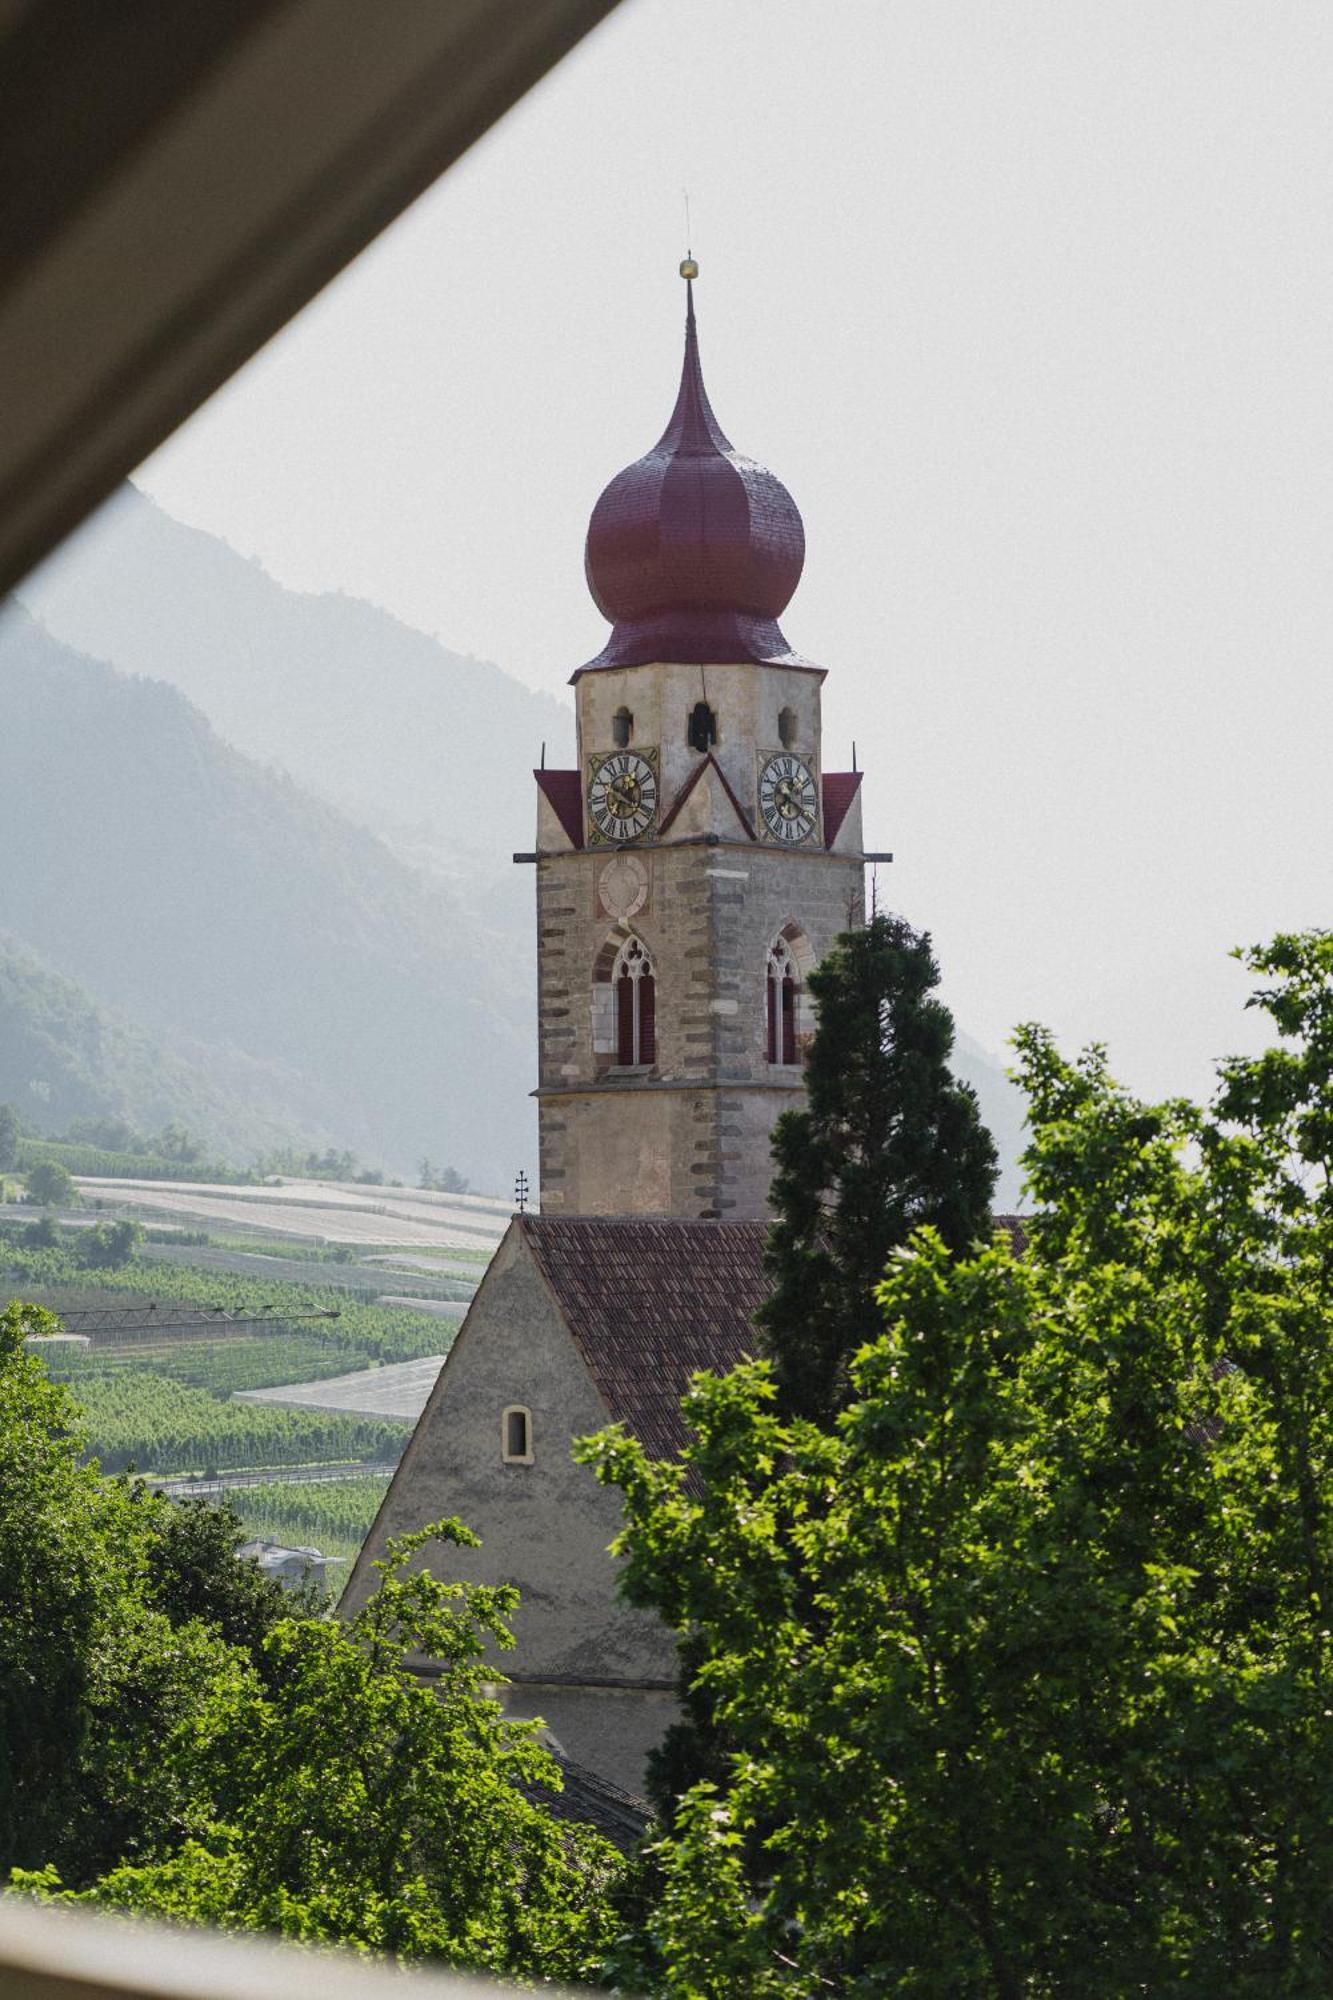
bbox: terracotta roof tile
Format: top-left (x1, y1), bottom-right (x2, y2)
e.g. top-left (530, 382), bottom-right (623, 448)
top-left (520, 1214), bottom-right (1032, 1459)
top-left (521, 1216), bottom-right (768, 1459)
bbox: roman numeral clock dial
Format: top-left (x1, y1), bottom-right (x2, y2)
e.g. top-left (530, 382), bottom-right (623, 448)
top-left (587, 749), bottom-right (659, 844)
top-left (758, 752), bottom-right (818, 844)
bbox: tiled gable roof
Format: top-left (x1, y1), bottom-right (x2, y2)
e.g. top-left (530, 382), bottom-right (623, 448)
top-left (520, 1216), bottom-right (769, 1459)
top-left (520, 1214), bottom-right (1031, 1461)
top-left (534, 768), bottom-right (583, 848)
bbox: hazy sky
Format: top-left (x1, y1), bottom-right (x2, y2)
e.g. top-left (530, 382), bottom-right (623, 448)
top-left (137, 0), bottom-right (1332, 1105)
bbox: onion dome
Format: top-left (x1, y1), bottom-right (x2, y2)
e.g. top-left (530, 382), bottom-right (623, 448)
top-left (578, 272), bottom-right (808, 675)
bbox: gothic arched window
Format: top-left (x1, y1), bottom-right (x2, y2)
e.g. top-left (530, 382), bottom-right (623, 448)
top-left (612, 705), bottom-right (633, 748)
top-left (614, 936), bottom-right (656, 1066)
top-left (778, 704), bottom-right (798, 748)
top-left (766, 935), bottom-right (799, 1065)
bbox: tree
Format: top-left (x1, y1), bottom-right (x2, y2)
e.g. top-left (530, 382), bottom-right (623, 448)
top-left (0, 1302), bottom-right (240, 1880)
top-left (0, 1103), bottom-right (20, 1171)
top-left (22, 1525), bottom-right (623, 1981)
top-left (26, 1159), bottom-right (75, 1206)
top-left (77, 1219), bottom-right (142, 1269)
top-left (757, 913), bottom-right (997, 1425)
top-left (580, 931), bottom-right (1333, 1996)
top-left (137, 1493), bottom-right (314, 1679)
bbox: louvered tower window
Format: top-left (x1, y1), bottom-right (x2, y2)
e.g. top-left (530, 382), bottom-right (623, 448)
top-left (766, 936), bottom-right (799, 1065)
top-left (614, 937), bottom-right (656, 1066)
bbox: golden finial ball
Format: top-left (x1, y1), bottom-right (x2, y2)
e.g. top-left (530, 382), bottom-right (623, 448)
top-left (679, 257), bottom-right (699, 280)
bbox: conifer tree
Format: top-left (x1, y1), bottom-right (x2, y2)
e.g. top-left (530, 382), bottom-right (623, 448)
top-left (757, 912), bottom-right (998, 1423)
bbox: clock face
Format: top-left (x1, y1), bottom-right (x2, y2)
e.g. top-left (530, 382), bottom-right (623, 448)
top-left (759, 752), bottom-right (819, 844)
top-left (588, 750), bottom-right (658, 843)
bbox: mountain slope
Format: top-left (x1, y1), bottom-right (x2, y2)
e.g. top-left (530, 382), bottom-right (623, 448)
top-left (19, 482), bottom-right (571, 869)
top-left (0, 606), bottom-right (527, 1187)
top-left (0, 935), bottom-right (321, 1159)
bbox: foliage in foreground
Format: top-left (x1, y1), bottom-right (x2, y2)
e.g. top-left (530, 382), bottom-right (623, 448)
top-left (650, 914), bottom-right (998, 1820)
top-left (581, 932), bottom-right (1333, 1996)
top-left (1, 1307), bottom-right (621, 1980)
top-left (0, 1306), bottom-right (290, 1881)
top-left (20, 1527), bottom-right (622, 1978)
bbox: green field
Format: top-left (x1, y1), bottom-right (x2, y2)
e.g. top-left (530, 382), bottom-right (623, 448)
top-left (65, 1370), bottom-right (407, 1476)
top-left (226, 1475), bottom-right (392, 1567)
top-left (0, 1238), bottom-right (452, 1367)
top-left (45, 1331), bottom-right (370, 1394)
top-left (3, 1233), bottom-right (441, 1483)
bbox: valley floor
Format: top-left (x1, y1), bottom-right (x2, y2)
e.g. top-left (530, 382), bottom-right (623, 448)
top-left (3, 1175), bottom-right (504, 1586)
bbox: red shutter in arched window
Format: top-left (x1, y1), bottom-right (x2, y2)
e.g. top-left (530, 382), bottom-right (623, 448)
top-left (781, 973), bottom-right (796, 1064)
top-left (639, 972), bottom-right (656, 1064)
top-left (617, 971), bottom-right (635, 1065)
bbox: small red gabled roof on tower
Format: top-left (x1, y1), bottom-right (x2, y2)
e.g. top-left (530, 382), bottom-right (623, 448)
top-left (534, 768), bottom-right (583, 849)
top-left (822, 771), bottom-right (863, 848)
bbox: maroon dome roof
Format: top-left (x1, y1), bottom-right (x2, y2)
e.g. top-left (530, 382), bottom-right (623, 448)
top-left (578, 281), bottom-right (809, 675)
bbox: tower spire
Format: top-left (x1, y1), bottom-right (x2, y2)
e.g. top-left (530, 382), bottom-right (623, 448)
top-left (579, 256), bottom-right (807, 673)
top-left (660, 255), bottom-right (726, 454)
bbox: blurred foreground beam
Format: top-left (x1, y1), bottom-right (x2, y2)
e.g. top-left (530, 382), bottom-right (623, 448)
top-left (0, 1896), bottom-right (597, 2000)
top-left (0, 0), bottom-right (621, 597)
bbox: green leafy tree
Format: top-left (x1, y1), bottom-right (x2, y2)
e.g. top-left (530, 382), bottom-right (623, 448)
top-left (0, 1302), bottom-right (241, 1880)
top-left (652, 916), bottom-right (999, 1821)
top-left (2, 1307), bottom-right (623, 1978)
top-left (0, 1103), bottom-right (20, 1171)
top-left (758, 912), bottom-right (997, 1425)
top-left (23, 1524), bottom-right (623, 1980)
top-left (581, 932), bottom-right (1333, 1996)
top-left (25, 1158), bottom-right (75, 1206)
top-left (137, 1493), bottom-right (317, 1678)
top-left (77, 1218), bottom-right (143, 1269)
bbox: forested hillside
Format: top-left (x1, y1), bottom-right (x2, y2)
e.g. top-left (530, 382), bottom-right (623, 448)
top-left (0, 606), bottom-right (527, 1187)
top-left (0, 937), bottom-right (311, 1159)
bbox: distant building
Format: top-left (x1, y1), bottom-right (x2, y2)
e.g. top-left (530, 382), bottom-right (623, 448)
top-left (240, 1540), bottom-right (331, 1590)
top-left (344, 269), bottom-right (874, 1792)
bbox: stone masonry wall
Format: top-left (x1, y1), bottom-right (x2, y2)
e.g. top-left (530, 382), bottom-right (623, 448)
top-left (537, 839), bottom-right (864, 1219)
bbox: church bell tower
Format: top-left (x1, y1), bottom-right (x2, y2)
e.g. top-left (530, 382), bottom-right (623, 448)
top-left (529, 265), bottom-right (867, 1219)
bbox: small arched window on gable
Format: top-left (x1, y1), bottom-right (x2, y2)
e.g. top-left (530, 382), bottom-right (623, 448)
top-left (766, 936), bottom-right (799, 1065)
top-left (502, 1405), bottom-right (534, 1464)
top-left (614, 936), bottom-right (656, 1067)
top-left (612, 706), bottom-right (633, 748)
